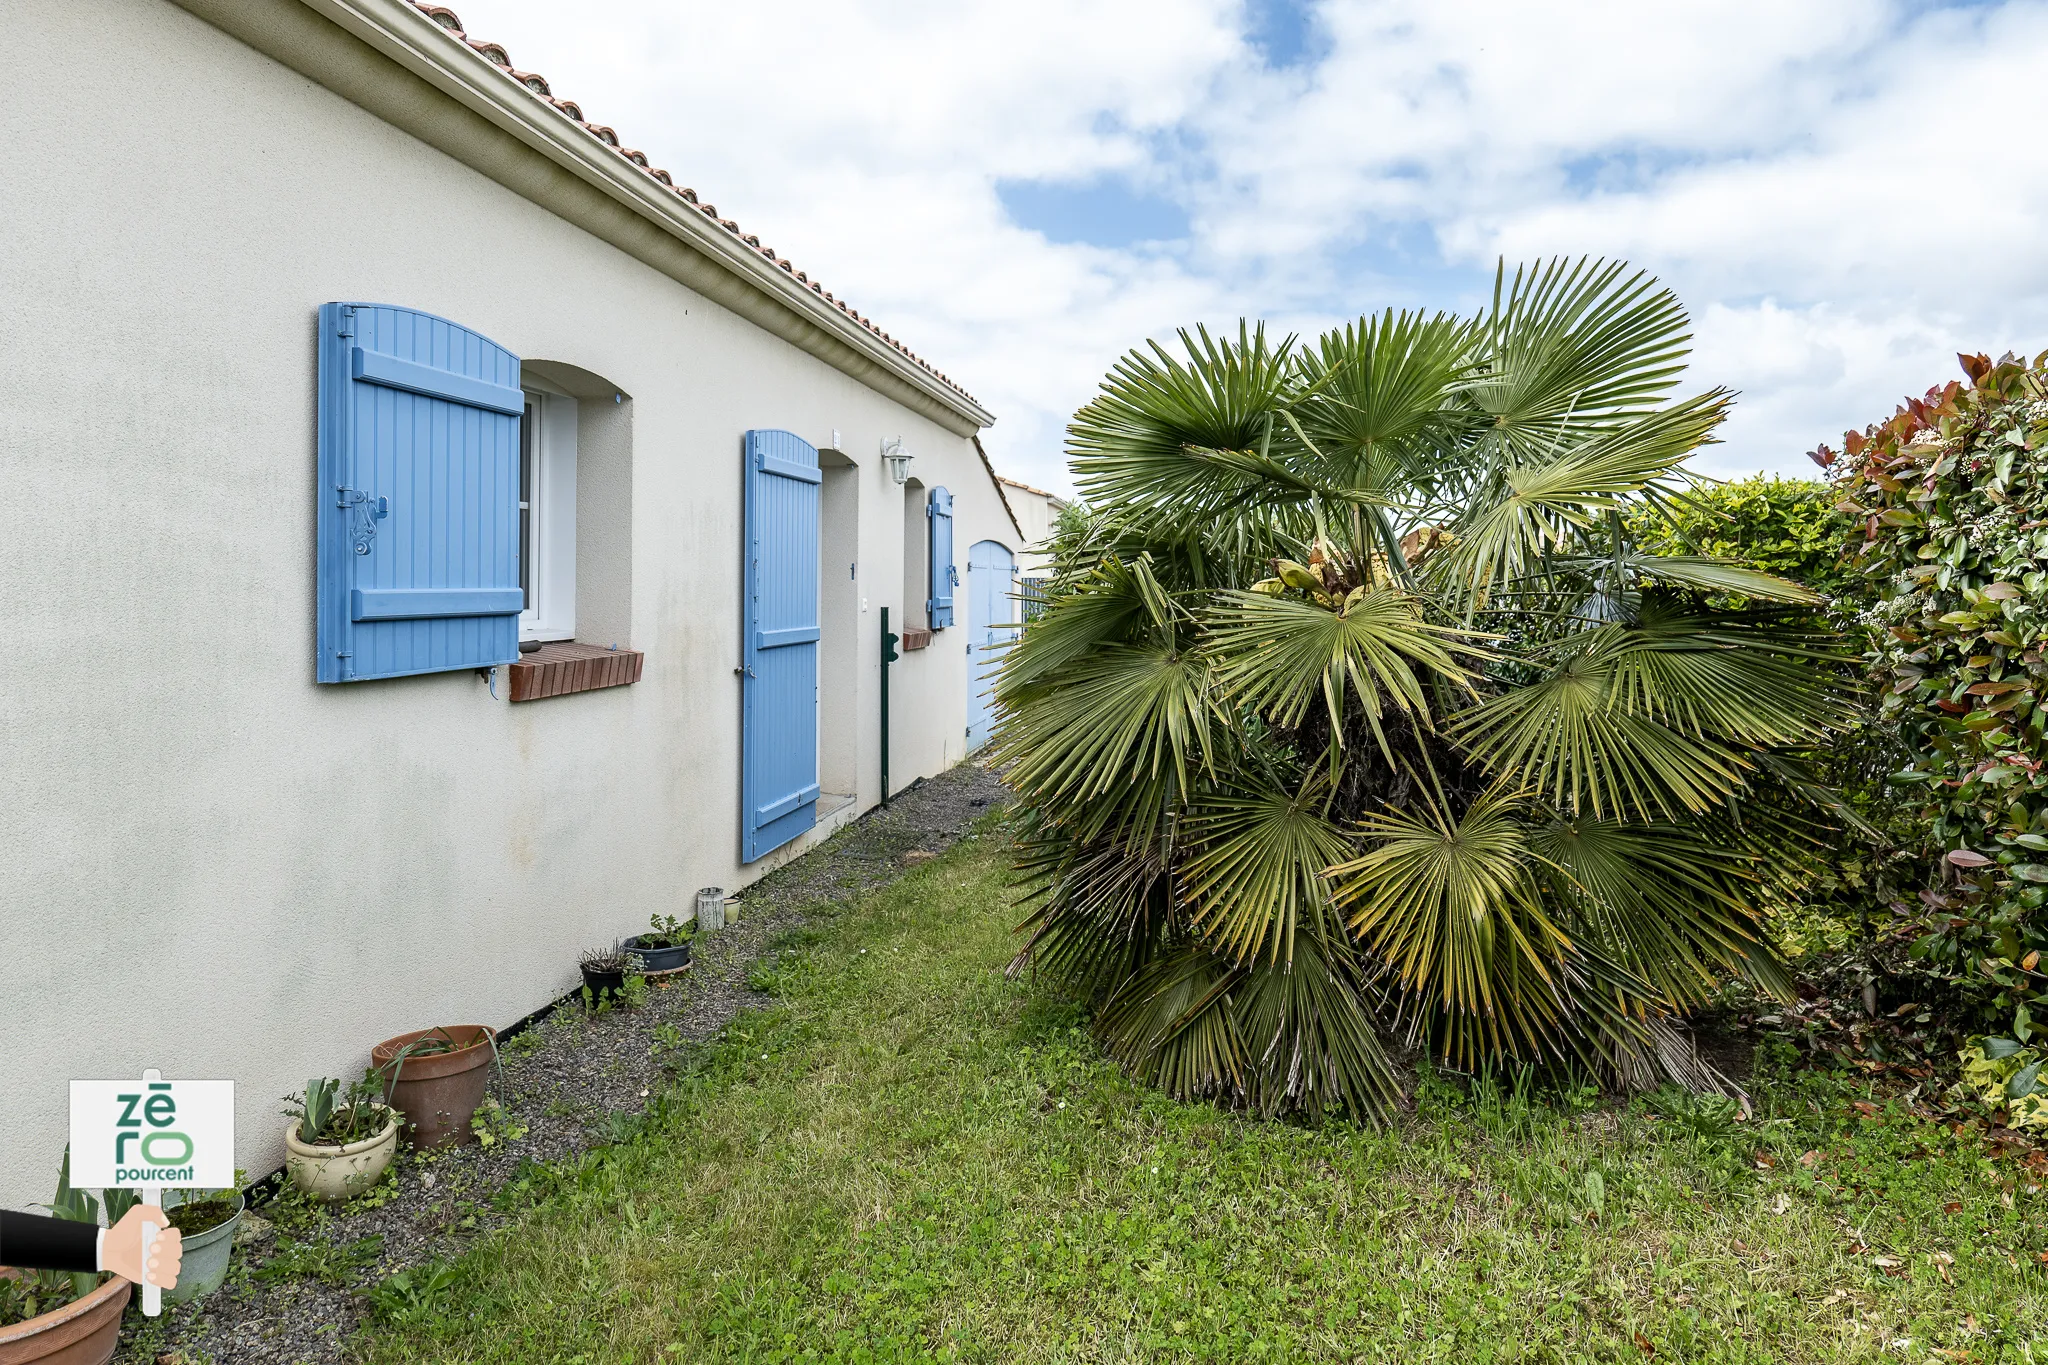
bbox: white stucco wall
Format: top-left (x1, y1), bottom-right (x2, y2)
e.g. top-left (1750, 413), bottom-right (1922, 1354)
top-left (0, 0), bottom-right (1009, 1209)
top-left (999, 480), bottom-right (1066, 578)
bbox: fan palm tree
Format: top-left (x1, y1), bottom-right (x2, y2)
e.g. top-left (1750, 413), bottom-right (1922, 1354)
top-left (991, 259), bottom-right (1855, 1122)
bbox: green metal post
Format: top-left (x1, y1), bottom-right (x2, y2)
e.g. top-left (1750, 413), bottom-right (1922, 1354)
top-left (880, 607), bottom-right (898, 803)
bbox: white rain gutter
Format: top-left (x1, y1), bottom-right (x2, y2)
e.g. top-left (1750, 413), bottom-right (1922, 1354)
top-left (169, 0), bottom-right (997, 437)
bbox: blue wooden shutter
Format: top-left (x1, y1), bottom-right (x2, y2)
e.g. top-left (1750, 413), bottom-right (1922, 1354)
top-left (926, 485), bottom-right (956, 628)
top-left (742, 430), bottom-right (821, 862)
top-left (316, 303), bottom-right (524, 683)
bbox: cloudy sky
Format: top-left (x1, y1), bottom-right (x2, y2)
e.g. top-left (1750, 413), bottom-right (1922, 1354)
top-left (455, 0), bottom-right (2048, 494)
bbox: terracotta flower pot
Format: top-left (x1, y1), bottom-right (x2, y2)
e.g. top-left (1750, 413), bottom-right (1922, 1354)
top-left (283, 1105), bottom-right (401, 1201)
top-left (371, 1026), bottom-right (496, 1148)
top-left (0, 1274), bottom-right (129, 1365)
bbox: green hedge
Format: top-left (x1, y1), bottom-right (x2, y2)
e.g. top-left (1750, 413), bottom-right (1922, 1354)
top-left (1834, 351), bottom-right (2048, 1036)
top-left (1629, 474), bottom-right (1858, 603)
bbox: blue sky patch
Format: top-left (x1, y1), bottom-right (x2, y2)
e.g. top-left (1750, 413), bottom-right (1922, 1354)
top-left (1245, 0), bottom-right (1322, 68)
top-left (998, 176), bottom-right (1191, 248)
top-left (1325, 223), bottom-right (1492, 316)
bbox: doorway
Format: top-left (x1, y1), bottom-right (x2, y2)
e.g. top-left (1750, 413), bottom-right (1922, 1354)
top-left (818, 449), bottom-right (859, 816)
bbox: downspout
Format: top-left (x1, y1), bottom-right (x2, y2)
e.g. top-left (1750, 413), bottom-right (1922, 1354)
top-left (880, 607), bottom-right (898, 803)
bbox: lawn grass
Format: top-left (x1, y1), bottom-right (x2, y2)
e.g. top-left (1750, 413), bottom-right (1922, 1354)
top-left (357, 818), bottom-right (2048, 1363)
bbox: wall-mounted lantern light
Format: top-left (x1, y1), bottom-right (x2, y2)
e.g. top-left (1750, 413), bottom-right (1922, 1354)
top-left (882, 437), bottom-right (913, 486)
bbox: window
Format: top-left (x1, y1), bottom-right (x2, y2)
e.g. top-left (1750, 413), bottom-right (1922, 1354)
top-left (1017, 576), bottom-right (1050, 621)
top-left (901, 478), bottom-right (928, 629)
top-left (518, 377), bottom-right (578, 642)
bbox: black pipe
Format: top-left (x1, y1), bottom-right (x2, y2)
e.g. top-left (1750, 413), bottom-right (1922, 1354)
top-left (880, 606), bottom-right (897, 803)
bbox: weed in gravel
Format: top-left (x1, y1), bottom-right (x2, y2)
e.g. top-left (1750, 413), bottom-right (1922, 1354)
top-left (257, 1234), bottom-right (386, 1286)
top-left (365, 1261), bottom-right (463, 1328)
top-left (470, 1099), bottom-right (528, 1151)
top-left (500, 1030), bottom-right (545, 1060)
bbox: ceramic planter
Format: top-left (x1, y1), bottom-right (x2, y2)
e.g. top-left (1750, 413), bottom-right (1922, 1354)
top-left (283, 1105), bottom-right (400, 1202)
top-left (161, 1192), bottom-right (244, 1305)
top-left (371, 1026), bottom-right (496, 1148)
top-left (621, 935), bottom-right (691, 973)
top-left (0, 1273), bottom-right (129, 1365)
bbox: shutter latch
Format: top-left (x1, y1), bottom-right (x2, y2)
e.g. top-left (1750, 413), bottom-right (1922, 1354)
top-left (336, 486), bottom-right (389, 555)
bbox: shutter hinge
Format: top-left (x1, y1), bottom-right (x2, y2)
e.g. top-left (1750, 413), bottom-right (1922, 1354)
top-left (336, 486), bottom-right (389, 555)
top-left (337, 306), bottom-right (356, 339)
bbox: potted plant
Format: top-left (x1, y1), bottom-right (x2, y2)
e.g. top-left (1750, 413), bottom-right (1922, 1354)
top-left (282, 1073), bottom-right (400, 1202)
top-left (160, 1180), bottom-right (245, 1305)
top-left (0, 1154), bottom-right (132, 1365)
top-left (622, 913), bottom-right (695, 973)
top-left (578, 947), bottom-right (627, 1004)
top-left (0, 1274), bottom-right (127, 1365)
top-left (370, 1025), bottom-right (498, 1148)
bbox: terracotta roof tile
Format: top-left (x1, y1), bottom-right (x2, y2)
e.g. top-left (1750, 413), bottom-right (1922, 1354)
top-left (406, 1), bottom-right (980, 407)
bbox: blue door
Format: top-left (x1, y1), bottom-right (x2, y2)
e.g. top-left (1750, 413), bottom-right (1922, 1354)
top-left (742, 430), bottom-right (821, 861)
top-left (966, 539), bottom-right (1016, 751)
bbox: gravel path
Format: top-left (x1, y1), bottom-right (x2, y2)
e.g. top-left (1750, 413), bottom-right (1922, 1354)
top-left (125, 763), bottom-right (1011, 1365)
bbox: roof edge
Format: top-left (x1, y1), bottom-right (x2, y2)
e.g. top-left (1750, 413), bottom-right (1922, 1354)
top-left (974, 436), bottom-right (1025, 541)
top-left (169, 0), bottom-right (996, 435)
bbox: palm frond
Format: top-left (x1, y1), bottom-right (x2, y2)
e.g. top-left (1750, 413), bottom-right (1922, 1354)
top-left (1327, 785), bottom-right (1566, 1022)
top-left (1437, 392), bottom-right (1731, 597)
top-left (1448, 654), bottom-right (1753, 820)
top-left (1179, 775), bottom-right (1355, 967)
top-left (1293, 309), bottom-right (1480, 495)
top-left (1525, 815), bottom-right (1768, 1010)
top-left (1595, 598), bottom-right (1857, 746)
top-left (1233, 928), bottom-right (1400, 1122)
top-left (990, 644), bottom-right (1215, 844)
top-left (1068, 323), bottom-right (1301, 531)
top-left (1206, 587), bottom-right (1484, 751)
top-left (998, 554), bottom-right (1179, 695)
top-left (1467, 256), bottom-right (1695, 459)
top-left (1599, 552), bottom-right (1821, 604)
top-left (1010, 823), bottom-right (1173, 992)
top-left (1094, 943), bottom-right (1247, 1103)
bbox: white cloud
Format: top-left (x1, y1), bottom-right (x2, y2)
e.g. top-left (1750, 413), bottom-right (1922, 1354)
top-left (453, 0), bottom-right (2048, 495)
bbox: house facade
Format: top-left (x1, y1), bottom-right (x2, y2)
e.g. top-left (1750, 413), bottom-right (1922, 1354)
top-left (996, 477), bottom-right (1069, 580)
top-left (0, 0), bottom-right (1019, 1207)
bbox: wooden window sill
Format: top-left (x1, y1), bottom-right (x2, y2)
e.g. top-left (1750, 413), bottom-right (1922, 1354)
top-left (509, 641), bottom-right (643, 702)
top-left (901, 626), bottom-right (933, 651)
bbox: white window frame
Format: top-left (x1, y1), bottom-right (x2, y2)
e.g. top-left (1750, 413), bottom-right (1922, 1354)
top-left (519, 379), bottom-right (577, 643)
